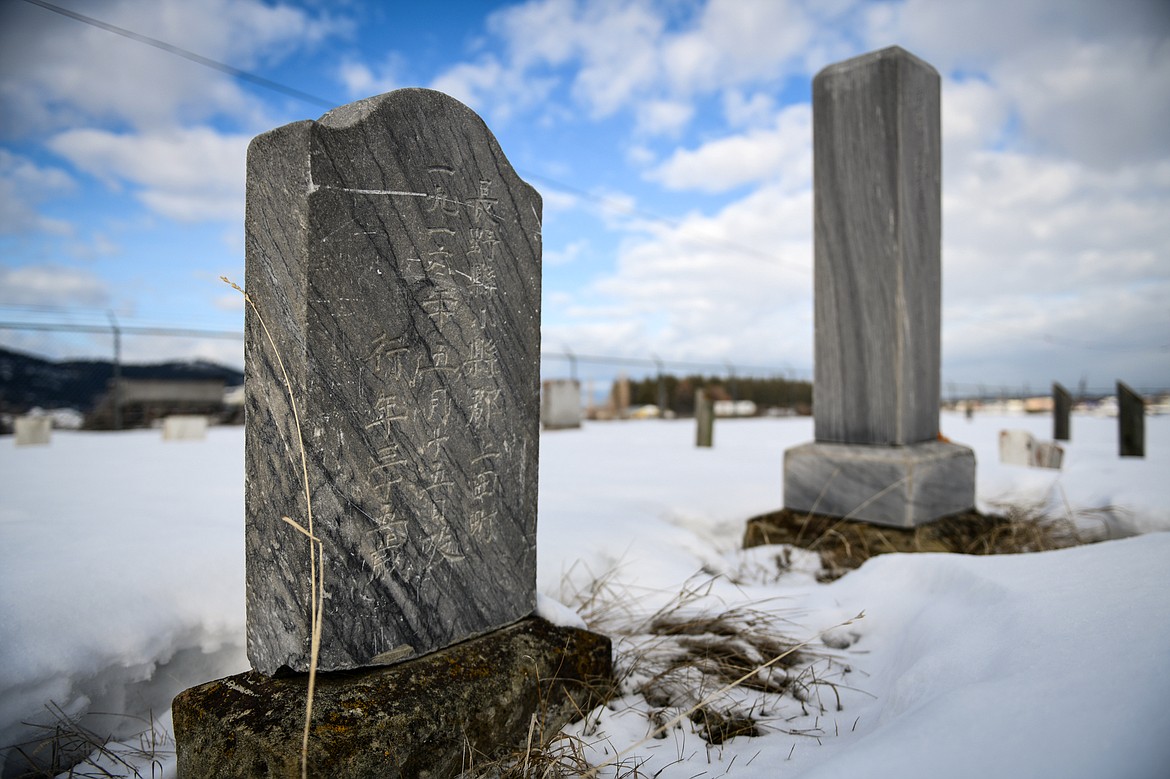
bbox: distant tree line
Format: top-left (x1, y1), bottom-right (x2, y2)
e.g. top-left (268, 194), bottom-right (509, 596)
top-left (628, 374), bottom-right (812, 416)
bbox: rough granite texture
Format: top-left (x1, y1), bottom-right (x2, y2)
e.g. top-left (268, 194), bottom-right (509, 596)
top-left (811, 46), bottom-right (941, 446)
top-left (1118, 381), bottom-right (1145, 457)
top-left (244, 88), bottom-right (542, 675)
top-left (172, 617), bottom-right (613, 779)
top-left (1053, 382), bottom-right (1072, 441)
top-left (784, 440), bottom-right (975, 528)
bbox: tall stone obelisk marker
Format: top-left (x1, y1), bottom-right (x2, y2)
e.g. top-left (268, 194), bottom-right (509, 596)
top-left (784, 47), bottom-right (976, 528)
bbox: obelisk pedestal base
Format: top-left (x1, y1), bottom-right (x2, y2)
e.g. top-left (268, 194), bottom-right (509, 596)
top-left (784, 440), bottom-right (975, 528)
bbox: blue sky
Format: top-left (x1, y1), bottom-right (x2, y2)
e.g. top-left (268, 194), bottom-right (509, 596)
top-left (1, 0), bottom-right (1168, 393)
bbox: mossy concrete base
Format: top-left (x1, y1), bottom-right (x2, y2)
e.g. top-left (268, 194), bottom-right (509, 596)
top-left (172, 617), bottom-right (612, 778)
top-left (744, 507), bottom-right (1082, 580)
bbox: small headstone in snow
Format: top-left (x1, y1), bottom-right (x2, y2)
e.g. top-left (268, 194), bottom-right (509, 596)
top-left (1053, 382), bottom-right (1072, 441)
top-left (1032, 441), bottom-right (1064, 470)
top-left (1118, 381), bottom-right (1145, 458)
top-left (782, 46), bottom-right (975, 527)
top-left (998, 429), bottom-right (1035, 467)
top-left (998, 429), bottom-right (1063, 470)
top-left (162, 415), bottom-right (208, 441)
top-left (695, 388), bottom-right (714, 448)
top-left (14, 415), bottom-right (50, 446)
top-left (243, 88), bottom-right (542, 675)
top-left (541, 379), bottom-right (582, 430)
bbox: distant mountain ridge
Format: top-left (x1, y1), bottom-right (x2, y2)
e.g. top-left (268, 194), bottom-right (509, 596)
top-left (0, 346), bottom-right (243, 413)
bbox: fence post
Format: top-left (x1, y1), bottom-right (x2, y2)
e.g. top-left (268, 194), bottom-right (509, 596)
top-left (653, 355), bottom-right (666, 418)
top-left (108, 311), bottom-right (123, 431)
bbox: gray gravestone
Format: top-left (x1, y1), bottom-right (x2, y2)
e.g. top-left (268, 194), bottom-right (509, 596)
top-left (783, 47), bottom-right (975, 527)
top-left (1118, 381), bottom-right (1145, 458)
top-left (695, 389), bottom-right (714, 448)
top-left (14, 415), bottom-right (51, 446)
top-left (541, 379), bottom-right (582, 430)
top-left (1053, 382), bottom-right (1071, 441)
top-left (244, 88), bottom-right (541, 675)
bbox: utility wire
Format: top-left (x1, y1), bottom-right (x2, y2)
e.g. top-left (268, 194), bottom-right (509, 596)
top-left (21, 0), bottom-right (336, 109)
top-left (23, 0), bottom-right (801, 271)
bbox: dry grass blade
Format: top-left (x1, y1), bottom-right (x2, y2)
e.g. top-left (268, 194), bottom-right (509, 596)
top-left (4, 702), bottom-right (172, 779)
top-left (552, 569), bottom-right (864, 777)
top-left (223, 276), bottom-right (324, 779)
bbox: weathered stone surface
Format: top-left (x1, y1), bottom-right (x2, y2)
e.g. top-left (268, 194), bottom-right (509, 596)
top-left (811, 46), bottom-right (941, 446)
top-left (541, 379), bottom-right (582, 430)
top-left (173, 617), bottom-right (612, 779)
top-left (244, 88), bottom-right (542, 675)
top-left (1118, 381), bottom-right (1145, 457)
top-left (695, 389), bottom-right (714, 448)
top-left (14, 415), bottom-right (50, 446)
top-left (1053, 382), bottom-right (1072, 441)
top-left (783, 440), bottom-right (975, 528)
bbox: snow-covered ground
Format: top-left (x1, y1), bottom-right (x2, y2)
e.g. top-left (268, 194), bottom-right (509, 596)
top-left (1, 412), bottom-right (1168, 777)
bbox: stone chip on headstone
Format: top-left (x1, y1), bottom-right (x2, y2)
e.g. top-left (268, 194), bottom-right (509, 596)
top-left (243, 88), bottom-right (542, 675)
top-left (782, 46), bottom-right (976, 528)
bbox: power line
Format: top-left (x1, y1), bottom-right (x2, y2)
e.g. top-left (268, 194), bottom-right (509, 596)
top-left (21, 0), bottom-right (335, 109)
top-left (0, 322), bottom-right (243, 339)
top-left (23, 0), bottom-right (800, 272)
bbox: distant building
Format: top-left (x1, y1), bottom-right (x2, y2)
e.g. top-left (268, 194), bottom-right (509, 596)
top-left (85, 378), bottom-right (226, 429)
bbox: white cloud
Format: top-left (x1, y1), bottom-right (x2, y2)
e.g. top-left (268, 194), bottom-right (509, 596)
top-left (469, 0), bottom-right (836, 136)
top-left (723, 90), bottom-right (778, 128)
top-left (337, 56), bottom-right (403, 100)
top-left (648, 104), bottom-right (811, 193)
top-left (544, 239), bottom-right (589, 266)
top-left (0, 0), bottom-right (347, 136)
top-left (0, 150), bottom-right (76, 235)
top-left (864, 0), bottom-right (1170, 168)
top-left (47, 127), bottom-right (249, 223)
top-left (634, 99), bottom-right (694, 137)
top-left (428, 55), bottom-right (557, 122)
top-left (544, 180), bottom-right (815, 366)
top-left (0, 264), bottom-right (111, 308)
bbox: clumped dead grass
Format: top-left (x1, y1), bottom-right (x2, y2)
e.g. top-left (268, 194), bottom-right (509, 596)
top-left (4, 702), bottom-right (172, 779)
top-left (462, 569), bottom-right (861, 778)
top-left (578, 571), bottom-right (852, 743)
top-left (743, 501), bottom-right (1098, 580)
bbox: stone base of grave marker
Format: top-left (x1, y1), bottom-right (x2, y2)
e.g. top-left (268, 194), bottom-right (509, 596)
top-left (14, 415), bottom-right (51, 446)
top-left (541, 379), bottom-right (582, 429)
top-left (784, 440), bottom-right (975, 528)
top-left (173, 618), bottom-right (611, 779)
